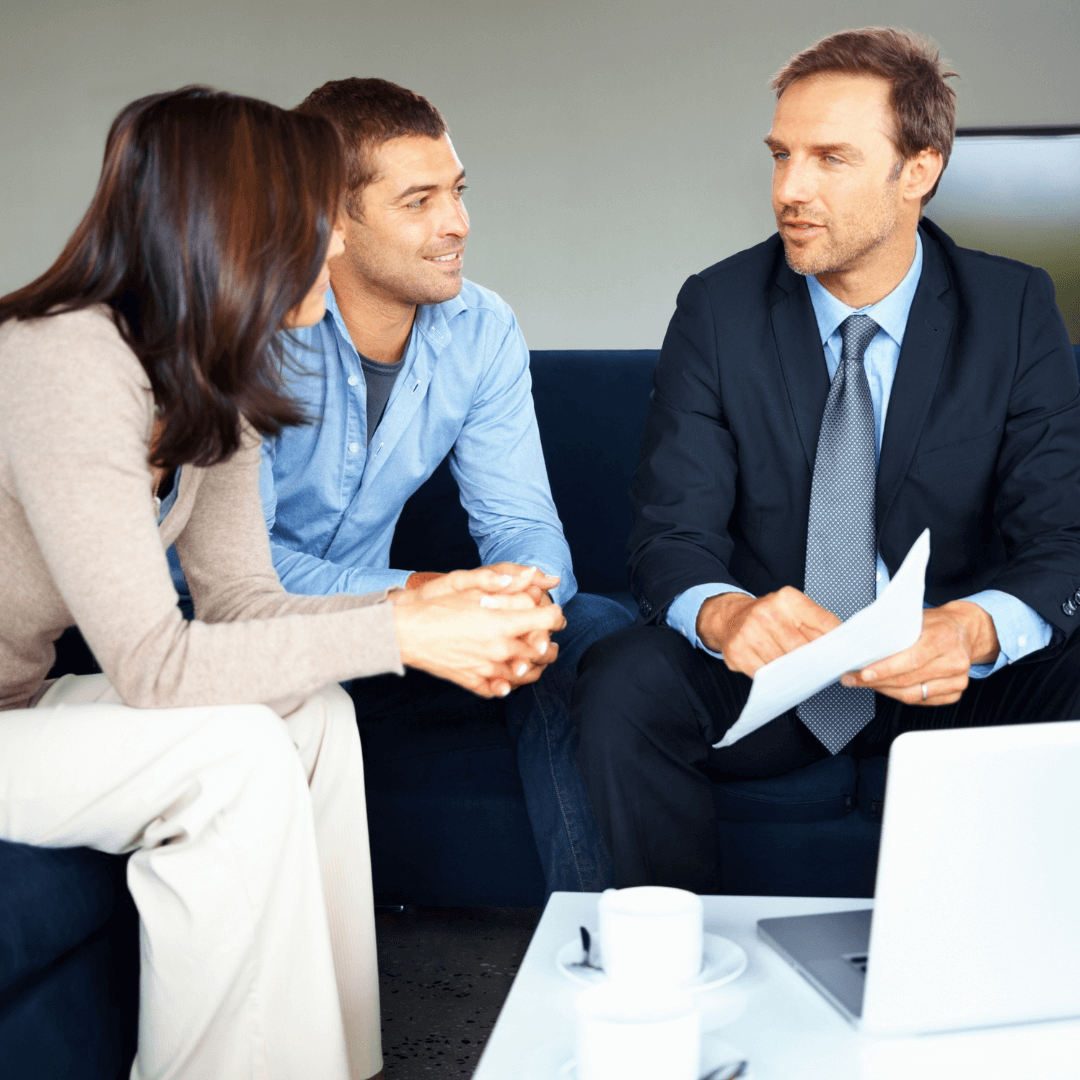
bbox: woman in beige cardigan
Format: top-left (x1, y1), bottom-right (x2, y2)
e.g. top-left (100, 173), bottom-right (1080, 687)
top-left (0, 88), bottom-right (563, 1080)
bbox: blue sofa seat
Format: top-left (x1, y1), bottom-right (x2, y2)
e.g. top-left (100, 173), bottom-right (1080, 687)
top-left (0, 842), bottom-right (137, 1078)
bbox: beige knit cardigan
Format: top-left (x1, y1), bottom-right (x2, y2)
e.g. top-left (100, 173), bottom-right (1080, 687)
top-left (0, 307), bottom-right (403, 712)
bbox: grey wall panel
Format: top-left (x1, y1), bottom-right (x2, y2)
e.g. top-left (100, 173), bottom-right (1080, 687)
top-left (1, 0), bottom-right (1077, 348)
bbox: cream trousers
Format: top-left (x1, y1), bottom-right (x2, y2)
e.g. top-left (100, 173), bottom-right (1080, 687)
top-left (0, 675), bottom-right (381, 1080)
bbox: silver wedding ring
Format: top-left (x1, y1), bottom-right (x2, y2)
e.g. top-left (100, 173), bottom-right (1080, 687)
top-left (921, 682), bottom-right (928, 702)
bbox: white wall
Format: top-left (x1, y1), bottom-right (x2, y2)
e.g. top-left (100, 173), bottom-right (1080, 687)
top-left (2, 0), bottom-right (1077, 348)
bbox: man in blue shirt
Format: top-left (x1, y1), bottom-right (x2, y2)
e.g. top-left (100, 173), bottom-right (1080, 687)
top-left (573, 28), bottom-right (1080, 891)
top-left (268, 78), bottom-right (631, 893)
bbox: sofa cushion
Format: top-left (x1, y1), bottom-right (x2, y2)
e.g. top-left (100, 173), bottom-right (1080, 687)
top-left (0, 841), bottom-right (123, 995)
top-left (530, 350), bottom-right (658, 595)
top-left (712, 753), bottom-right (858, 823)
top-left (0, 922), bottom-right (136, 1080)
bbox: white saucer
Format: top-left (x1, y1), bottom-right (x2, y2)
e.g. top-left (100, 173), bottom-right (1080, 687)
top-left (555, 931), bottom-right (748, 991)
top-left (556, 1034), bottom-right (751, 1078)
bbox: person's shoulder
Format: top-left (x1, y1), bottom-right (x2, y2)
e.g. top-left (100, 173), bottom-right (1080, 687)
top-left (0, 305), bottom-right (151, 436)
top-left (696, 234), bottom-right (783, 279)
top-left (1, 305), bottom-right (148, 388)
top-left (685, 234), bottom-right (785, 299)
top-left (4, 302), bottom-right (126, 346)
top-left (668, 235), bottom-right (785, 319)
top-left (446, 278), bottom-right (518, 331)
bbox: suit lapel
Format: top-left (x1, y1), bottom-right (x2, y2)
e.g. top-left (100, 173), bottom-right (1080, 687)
top-left (875, 227), bottom-right (956, 534)
top-left (769, 266), bottom-right (831, 472)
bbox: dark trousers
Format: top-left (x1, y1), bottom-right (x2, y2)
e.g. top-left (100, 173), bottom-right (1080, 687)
top-left (572, 623), bottom-right (1080, 893)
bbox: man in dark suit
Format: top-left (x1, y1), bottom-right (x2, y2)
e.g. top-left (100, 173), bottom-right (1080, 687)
top-left (573, 27), bottom-right (1080, 892)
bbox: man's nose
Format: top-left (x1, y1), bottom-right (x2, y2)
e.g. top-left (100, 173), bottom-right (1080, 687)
top-left (774, 158), bottom-right (815, 207)
top-left (438, 196), bottom-right (470, 238)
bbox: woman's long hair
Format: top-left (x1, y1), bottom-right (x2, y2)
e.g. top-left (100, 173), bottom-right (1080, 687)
top-left (0, 87), bottom-right (345, 468)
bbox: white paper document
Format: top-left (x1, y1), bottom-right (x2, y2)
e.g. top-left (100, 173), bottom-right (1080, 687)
top-left (713, 528), bottom-right (930, 749)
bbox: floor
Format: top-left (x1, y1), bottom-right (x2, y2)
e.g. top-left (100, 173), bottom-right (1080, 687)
top-left (375, 906), bottom-right (542, 1079)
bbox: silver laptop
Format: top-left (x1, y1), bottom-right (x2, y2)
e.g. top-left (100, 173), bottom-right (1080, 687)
top-left (758, 720), bottom-right (1080, 1036)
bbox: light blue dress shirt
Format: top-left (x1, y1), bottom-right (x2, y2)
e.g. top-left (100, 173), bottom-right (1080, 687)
top-left (259, 282), bottom-right (577, 605)
top-left (666, 233), bottom-right (1051, 676)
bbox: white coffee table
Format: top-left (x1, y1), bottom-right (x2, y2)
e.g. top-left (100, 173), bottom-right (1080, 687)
top-left (472, 892), bottom-right (1080, 1080)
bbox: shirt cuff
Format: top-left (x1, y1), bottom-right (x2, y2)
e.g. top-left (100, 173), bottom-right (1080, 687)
top-left (961, 589), bottom-right (1052, 679)
top-left (531, 562), bottom-right (577, 608)
top-left (666, 583), bottom-right (753, 659)
top-left (359, 568), bottom-right (413, 594)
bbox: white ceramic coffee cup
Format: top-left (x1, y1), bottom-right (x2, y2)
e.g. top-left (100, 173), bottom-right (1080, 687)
top-left (575, 983), bottom-right (699, 1080)
top-left (597, 885), bottom-right (704, 986)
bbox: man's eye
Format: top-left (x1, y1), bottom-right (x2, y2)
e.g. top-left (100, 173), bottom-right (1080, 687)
top-left (454, 184), bottom-right (468, 197)
top-left (824, 156), bottom-right (842, 165)
top-left (772, 151), bottom-right (789, 161)
top-left (408, 198), bottom-right (426, 209)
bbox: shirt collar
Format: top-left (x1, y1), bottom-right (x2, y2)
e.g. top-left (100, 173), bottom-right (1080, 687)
top-left (415, 291), bottom-right (466, 354)
top-left (806, 230), bottom-right (923, 349)
top-left (322, 285), bottom-right (469, 358)
top-left (323, 286), bottom-right (352, 351)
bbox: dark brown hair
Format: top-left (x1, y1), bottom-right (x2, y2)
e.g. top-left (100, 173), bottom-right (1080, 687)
top-left (0, 86), bottom-right (345, 468)
top-left (772, 28), bottom-right (957, 204)
top-left (296, 78), bottom-right (446, 217)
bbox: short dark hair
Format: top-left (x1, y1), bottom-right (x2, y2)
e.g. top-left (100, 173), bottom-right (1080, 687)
top-left (771, 28), bottom-right (958, 204)
top-left (296, 78), bottom-right (447, 216)
top-left (0, 87), bottom-right (345, 468)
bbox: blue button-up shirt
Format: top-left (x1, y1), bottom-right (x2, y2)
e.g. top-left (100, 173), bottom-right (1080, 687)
top-left (258, 281), bottom-right (576, 605)
top-left (667, 233), bottom-right (1050, 675)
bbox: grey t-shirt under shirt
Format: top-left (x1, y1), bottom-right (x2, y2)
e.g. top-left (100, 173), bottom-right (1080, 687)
top-left (360, 353), bottom-right (405, 445)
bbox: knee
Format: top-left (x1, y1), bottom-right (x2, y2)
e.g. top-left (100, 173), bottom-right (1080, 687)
top-left (284, 683), bottom-right (364, 782)
top-left (573, 625), bottom-right (697, 747)
top-left (545, 593), bottom-right (636, 682)
top-left (562, 593), bottom-right (636, 643)
top-left (578, 623), bottom-right (693, 689)
top-left (135, 704), bottom-right (306, 851)
top-left (213, 704), bottom-right (304, 789)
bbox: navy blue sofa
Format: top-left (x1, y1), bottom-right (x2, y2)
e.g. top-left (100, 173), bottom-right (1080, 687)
top-left (6, 344), bottom-right (1078, 1075)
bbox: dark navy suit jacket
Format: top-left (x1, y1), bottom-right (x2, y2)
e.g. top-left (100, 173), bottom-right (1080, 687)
top-left (629, 220), bottom-right (1080, 658)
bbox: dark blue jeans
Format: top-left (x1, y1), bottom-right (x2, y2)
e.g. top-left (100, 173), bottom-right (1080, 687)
top-left (504, 593), bottom-right (634, 894)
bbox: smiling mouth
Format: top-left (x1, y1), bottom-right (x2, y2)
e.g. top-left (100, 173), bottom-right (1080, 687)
top-left (425, 251), bottom-right (463, 264)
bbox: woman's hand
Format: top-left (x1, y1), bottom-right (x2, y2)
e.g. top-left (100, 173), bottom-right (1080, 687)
top-left (390, 588), bottom-right (565, 698)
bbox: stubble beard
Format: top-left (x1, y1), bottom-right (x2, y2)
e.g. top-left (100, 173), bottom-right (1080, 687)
top-left (779, 195), bottom-right (899, 279)
top-left (341, 212), bottom-right (466, 307)
top-left (345, 245), bottom-right (465, 309)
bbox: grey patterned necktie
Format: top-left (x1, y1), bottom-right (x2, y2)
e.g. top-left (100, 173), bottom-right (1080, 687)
top-left (797, 314), bottom-right (880, 754)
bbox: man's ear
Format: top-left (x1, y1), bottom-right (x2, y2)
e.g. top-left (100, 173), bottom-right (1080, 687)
top-left (902, 148), bottom-right (944, 205)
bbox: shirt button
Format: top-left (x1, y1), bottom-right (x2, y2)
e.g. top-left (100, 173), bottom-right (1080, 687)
top-left (1018, 635), bottom-right (1027, 648)
top-left (348, 375), bottom-right (359, 386)
top-left (348, 442), bottom-right (360, 454)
